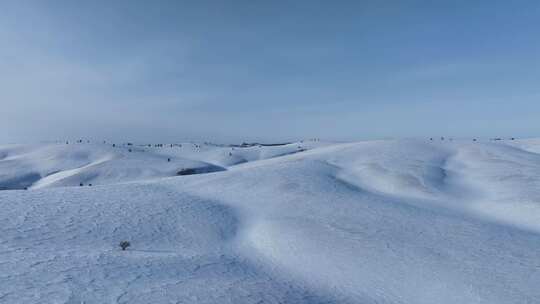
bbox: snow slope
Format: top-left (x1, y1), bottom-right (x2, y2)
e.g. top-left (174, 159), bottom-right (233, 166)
top-left (0, 139), bottom-right (539, 303)
top-left (0, 141), bottom-right (322, 190)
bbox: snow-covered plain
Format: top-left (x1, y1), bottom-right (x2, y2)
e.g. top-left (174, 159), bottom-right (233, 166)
top-left (1, 139), bottom-right (539, 303)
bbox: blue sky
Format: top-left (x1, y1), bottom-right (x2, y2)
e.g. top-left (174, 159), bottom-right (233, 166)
top-left (1, 1), bottom-right (539, 143)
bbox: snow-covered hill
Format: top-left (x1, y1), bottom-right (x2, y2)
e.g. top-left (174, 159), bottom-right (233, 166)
top-left (1, 139), bottom-right (539, 303)
top-left (0, 141), bottom-right (323, 190)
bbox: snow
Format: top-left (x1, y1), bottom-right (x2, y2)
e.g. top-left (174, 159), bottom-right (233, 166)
top-left (0, 141), bottom-right (321, 190)
top-left (0, 139), bottom-right (539, 303)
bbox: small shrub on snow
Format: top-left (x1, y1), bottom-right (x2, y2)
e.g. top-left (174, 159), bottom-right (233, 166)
top-left (119, 241), bottom-right (131, 251)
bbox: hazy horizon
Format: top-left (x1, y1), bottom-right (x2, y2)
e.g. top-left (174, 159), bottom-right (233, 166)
top-left (2, 1), bottom-right (540, 143)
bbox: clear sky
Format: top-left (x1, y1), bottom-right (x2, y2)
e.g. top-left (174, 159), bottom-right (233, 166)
top-left (1, 1), bottom-right (539, 143)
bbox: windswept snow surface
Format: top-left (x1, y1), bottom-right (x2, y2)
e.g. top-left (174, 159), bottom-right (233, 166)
top-left (1, 139), bottom-right (540, 303)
